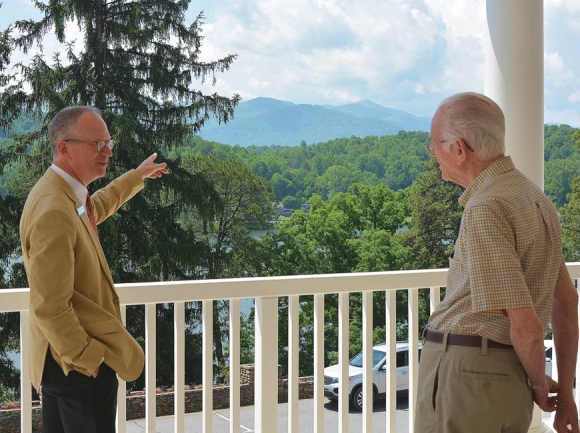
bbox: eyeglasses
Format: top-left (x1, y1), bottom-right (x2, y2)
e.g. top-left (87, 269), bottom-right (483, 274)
top-left (425, 137), bottom-right (475, 155)
top-left (65, 139), bottom-right (115, 153)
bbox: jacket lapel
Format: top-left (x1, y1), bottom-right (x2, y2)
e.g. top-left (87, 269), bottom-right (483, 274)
top-left (44, 169), bottom-right (116, 290)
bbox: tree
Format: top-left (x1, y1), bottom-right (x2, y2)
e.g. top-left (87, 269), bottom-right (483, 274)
top-left (545, 156), bottom-right (580, 208)
top-left (560, 129), bottom-right (580, 261)
top-left (560, 176), bottom-right (580, 262)
top-left (282, 195), bottom-right (302, 210)
top-left (181, 154), bottom-right (275, 370)
top-left (0, 4), bottom-right (29, 401)
top-left (399, 159), bottom-right (463, 270)
top-left (181, 155), bottom-right (275, 279)
top-left (348, 183), bottom-right (406, 232)
top-left (396, 159), bottom-right (463, 341)
top-left (1, 0), bottom-right (240, 390)
top-left (2, 0), bottom-right (240, 280)
top-left (258, 187), bottom-right (411, 375)
top-left (271, 172), bottom-right (295, 200)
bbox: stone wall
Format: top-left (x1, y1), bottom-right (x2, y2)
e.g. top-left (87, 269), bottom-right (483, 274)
top-left (0, 407), bottom-right (42, 433)
top-left (0, 365), bottom-right (315, 432)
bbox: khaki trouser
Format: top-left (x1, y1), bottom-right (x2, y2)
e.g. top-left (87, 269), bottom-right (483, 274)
top-left (415, 336), bottom-right (533, 433)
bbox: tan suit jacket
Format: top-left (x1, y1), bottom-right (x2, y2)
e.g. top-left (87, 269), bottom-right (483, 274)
top-left (20, 168), bottom-right (146, 391)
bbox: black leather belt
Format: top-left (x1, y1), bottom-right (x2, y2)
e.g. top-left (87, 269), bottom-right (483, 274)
top-left (424, 329), bottom-right (513, 350)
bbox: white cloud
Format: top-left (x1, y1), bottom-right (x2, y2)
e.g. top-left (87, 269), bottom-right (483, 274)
top-left (197, 0), bottom-right (486, 116)
top-left (545, 52), bottom-right (565, 73)
top-left (545, 52), bottom-right (578, 87)
top-left (1, 0), bottom-right (580, 123)
top-left (545, 0), bottom-right (580, 14)
top-left (568, 91), bottom-right (580, 104)
top-left (545, 106), bottom-right (580, 127)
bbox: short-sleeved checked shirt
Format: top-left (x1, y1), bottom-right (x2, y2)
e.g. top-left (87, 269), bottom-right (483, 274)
top-left (428, 156), bottom-right (569, 344)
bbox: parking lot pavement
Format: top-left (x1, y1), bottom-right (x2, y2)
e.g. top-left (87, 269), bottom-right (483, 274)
top-left (125, 392), bottom-right (412, 433)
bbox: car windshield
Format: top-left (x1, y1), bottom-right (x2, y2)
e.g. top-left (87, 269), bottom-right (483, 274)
top-left (349, 349), bottom-right (386, 368)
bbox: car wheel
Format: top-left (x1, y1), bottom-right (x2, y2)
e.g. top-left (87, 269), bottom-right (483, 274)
top-left (350, 387), bottom-right (363, 411)
top-left (350, 387), bottom-right (375, 411)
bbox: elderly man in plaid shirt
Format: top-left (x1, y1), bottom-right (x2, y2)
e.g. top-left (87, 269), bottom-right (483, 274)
top-left (416, 92), bottom-right (579, 433)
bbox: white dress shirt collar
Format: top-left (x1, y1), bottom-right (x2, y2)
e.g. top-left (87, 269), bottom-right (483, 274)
top-left (50, 164), bottom-right (88, 206)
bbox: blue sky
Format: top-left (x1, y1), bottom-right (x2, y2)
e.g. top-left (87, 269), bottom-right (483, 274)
top-left (1, 0), bottom-right (580, 126)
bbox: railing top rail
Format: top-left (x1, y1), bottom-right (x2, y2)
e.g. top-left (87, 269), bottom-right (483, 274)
top-left (117, 268), bottom-right (449, 305)
top-left (3, 262), bottom-right (580, 313)
top-left (2, 268), bottom-right (447, 312)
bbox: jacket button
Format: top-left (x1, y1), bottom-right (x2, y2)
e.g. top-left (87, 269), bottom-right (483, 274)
top-left (482, 379), bottom-right (491, 389)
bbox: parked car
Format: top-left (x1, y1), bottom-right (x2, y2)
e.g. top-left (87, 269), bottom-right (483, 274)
top-left (545, 340), bottom-right (553, 378)
top-left (544, 339), bottom-right (577, 387)
top-left (323, 342), bottom-right (422, 411)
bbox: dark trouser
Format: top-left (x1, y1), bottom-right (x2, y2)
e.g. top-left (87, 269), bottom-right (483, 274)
top-left (41, 349), bottom-right (118, 433)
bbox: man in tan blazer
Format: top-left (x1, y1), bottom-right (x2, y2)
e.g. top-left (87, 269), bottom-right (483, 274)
top-left (20, 106), bottom-right (168, 433)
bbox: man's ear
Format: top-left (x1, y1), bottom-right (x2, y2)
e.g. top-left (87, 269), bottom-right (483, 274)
top-left (454, 139), bottom-right (469, 163)
top-left (56, 140), bottom-right (71, 158)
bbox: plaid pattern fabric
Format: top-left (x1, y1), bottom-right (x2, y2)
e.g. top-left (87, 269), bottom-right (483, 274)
top-left (428, 156), bottom-right (568, 344)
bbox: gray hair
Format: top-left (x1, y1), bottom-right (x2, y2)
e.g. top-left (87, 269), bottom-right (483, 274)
top-left (437, 92), bottom-right (505, 161)
top-left (48, 106), bottom-right (103, 157)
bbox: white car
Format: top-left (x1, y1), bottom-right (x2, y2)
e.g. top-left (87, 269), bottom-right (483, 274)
top-left (543, 340), bottom-right (577, 387)
top-left (323, 342), bottom-right (422, 411)
top-left (545, 340), bottom-right (553, 378)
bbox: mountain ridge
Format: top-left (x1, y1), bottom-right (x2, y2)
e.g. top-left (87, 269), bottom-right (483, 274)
top-left (197, 97), bottom-right (431, 147)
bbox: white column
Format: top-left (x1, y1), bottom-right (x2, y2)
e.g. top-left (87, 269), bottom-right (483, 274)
top-left (485, 0), bottom-right (544, 188)
top-left (485, 2), bottom-right (550, 432)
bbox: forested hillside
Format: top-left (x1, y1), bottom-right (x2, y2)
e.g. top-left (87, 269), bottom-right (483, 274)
top-left (196, 97), bottom-right (431, 146)
top-left (176, 130), bottom-right (429, 203)
top-left (1, 119), bottom-right (579, 395)
top-left (171, 124), bottom-right (580, 209)
top-left (3, 119), bottom-right (578, 208)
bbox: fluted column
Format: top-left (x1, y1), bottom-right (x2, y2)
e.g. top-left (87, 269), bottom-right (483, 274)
top-left (485, 0), bottom-right (544, 187)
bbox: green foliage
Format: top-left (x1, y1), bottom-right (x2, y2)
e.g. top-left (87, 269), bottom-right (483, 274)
top-left (545, 124), bottom-right (579, 161)
top-left (181, 155), bottom-right (275, 279)
top-left (180, 155), bottom-right (275, 367)
top-left (182, 131), bottom-right (431, 201)
top-left (560, 176), bottom-right (580, 261)
top-left (257, 185), bottom-right (413, 375)
top-left (545, 156), bottom-right (580, 208)
top-left (0, 312), bottom-right (20, 402)
top-left (2, 0), bottom-right (240, 282)
top-left (544, 125), bottom-right (580, 207)
top-left (399, 158), bottom-right (463, 270)
top-left (0, 0), bottom-right (240, 393)
top-left (559, 128), bottom-right (580, 261)
top-left (282, 196), bottom-right (302, 209)
top-left (2, 11), bottom-right (578, 390)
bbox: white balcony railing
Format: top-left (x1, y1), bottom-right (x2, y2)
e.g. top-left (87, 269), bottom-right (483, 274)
top-left (3, 264), bottom-right (580, 433)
